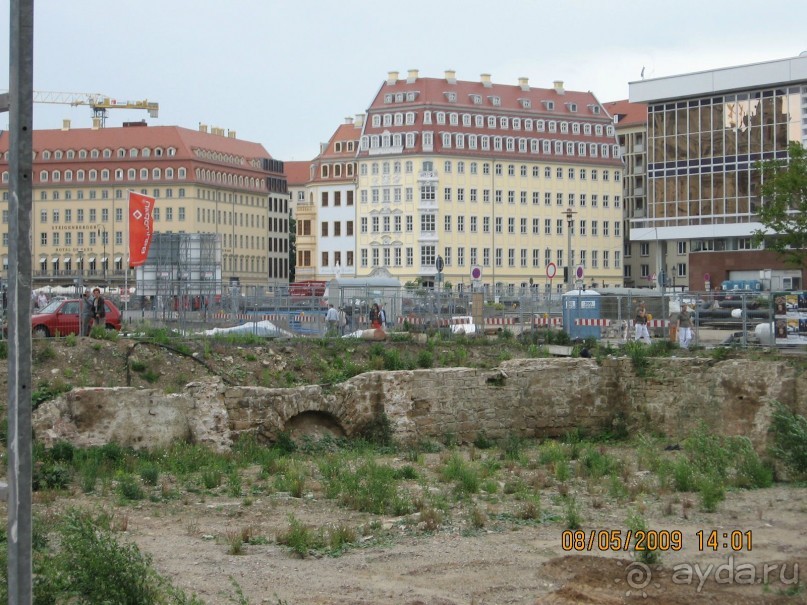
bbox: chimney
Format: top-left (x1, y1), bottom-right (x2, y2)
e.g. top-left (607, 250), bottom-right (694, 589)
top-left (406, 69), bottom-right (419, 83)
top-left (354, 114), bottom-right (365, 128)
top-left (386, 70), bottom-right (399, 85)
top-left (345, 116), bottom-right (354, 125)
top-left (62, 119), bottom-right (71, 131)
top-left (199, 123), bottom-right (208, 133)
top-left (518, 77), bottom-right (530, 91)
top-left (91, 117), bottom-right (102, 130)
top-left (228, 130), bottom-right (237, 138)
top-left (481, 73), bottom-right (492, 88)
top-left (445, 69), bottom-right (457, 84)
top-left (553, 80), bottom-right (565, 95)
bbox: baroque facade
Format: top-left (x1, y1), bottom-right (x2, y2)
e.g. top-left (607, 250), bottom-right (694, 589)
top-left (355, 70), bottom-right (624, 295)
top-left (0, 122), bottom-right (288, 294)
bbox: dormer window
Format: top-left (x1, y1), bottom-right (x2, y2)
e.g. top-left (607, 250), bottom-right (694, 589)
top-left (588, 104), bottom-right (601, 114)
top-left (395, 93), bottom-right (404, 102)
top-left (445, 91), bottom-right (457, 102)
top-left (470, 94), bottom-right (482, 105)
top-left (384, 94), bottom-right (393, 103)
top-left (334, 142), bottom-right (342, 153)
top-left (566, 102), bottom-right (577, 112)
top-left (519, 98), bottom-right (532, 109)
top-left (489, 96), bottom-right (501, 106)
top-left (406, 91), bottom-right (417, 102)
top-left (542, 100), bottom-right (555, 110)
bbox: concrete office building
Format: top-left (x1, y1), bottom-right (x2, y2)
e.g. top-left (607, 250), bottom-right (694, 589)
top-left (355, 70), bottom-right (625, 296)
top-left (629, 54), bottom-right (807, 290)
top-left (604, 99), bottom-right (660, 288)
top-left (0, 122), bottom-right (289, 294)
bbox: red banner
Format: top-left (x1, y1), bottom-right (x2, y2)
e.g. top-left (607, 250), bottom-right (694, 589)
top-left (128, 191), bottom-right (155, 267)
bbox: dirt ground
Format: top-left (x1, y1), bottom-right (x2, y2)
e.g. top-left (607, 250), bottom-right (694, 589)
top-left (31, 464), bottom-right (807, 605)
top-left (4, 335), bottom-right (807, 604)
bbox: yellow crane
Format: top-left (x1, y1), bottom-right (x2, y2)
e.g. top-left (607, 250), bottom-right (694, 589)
top-left (4, 90), bottom-right (159, 126)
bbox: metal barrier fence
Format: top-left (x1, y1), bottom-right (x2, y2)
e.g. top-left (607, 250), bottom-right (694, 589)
top-left (22, 288), bottom-right (774, 346)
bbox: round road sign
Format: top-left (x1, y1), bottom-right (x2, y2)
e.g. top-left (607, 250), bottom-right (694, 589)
top-left (704, 272), bottom-right (711, 282)
top-left (546, 262), bottom-right (557, 279)
top-left (576, 265), bottom-right (585, 280)
top-left (471, 265), bottom-right (482, 280)
top-left (435, 255), bottom-right (444, 273)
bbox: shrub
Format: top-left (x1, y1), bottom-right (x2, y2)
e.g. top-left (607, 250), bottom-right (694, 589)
top-left (626, 509), bottom-right (661, 565)
top-left (769, 402), bottom-right (807, 475)
top-left (117, 474), bottom-right (145, 501)
top-left (416, 350), bottom-right (434, 368)
top-left (277, 514), bottom-right (322, 558)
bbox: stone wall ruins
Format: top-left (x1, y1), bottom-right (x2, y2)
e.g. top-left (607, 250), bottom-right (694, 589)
top-left (33, 358), bottom-right (807, 452)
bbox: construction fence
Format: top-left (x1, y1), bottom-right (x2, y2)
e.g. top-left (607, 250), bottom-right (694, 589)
top-left (112, 288), bottom-right (776, 347)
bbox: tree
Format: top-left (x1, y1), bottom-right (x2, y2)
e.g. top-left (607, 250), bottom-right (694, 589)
top-left (752, 141), bottom-right (807, 267)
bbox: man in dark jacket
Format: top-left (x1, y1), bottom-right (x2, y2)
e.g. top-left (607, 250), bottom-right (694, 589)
top-left (92, 288), bottom-right (106, 330)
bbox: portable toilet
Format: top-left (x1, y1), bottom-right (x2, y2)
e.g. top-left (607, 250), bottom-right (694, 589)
top-left (562, 289), bottom-right (602, 340)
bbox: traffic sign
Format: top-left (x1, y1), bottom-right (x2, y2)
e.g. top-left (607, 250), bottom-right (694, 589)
top-left (471, 265), bottom-right (482, 280)
top-left (546, 262), bottom-right (557, 279)
top-left (435, 255), bottom-right (444, 273)
top-left (704, 272), bottom-right (711, 282)
top-left (576, 265), bottom-right (584, 280)
top-left (651, 272), bottom-right (657, 282)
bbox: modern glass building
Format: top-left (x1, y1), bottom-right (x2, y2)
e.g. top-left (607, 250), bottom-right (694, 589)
top-left (629, 54), bottom-right (807, 289)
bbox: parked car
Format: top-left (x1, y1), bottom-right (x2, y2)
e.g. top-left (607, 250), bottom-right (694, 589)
top-left (31, 298), bottom-right (122, 337)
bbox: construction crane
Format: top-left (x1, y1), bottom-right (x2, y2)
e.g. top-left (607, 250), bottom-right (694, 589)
top-left (2, 90), bottom-right (159, 127)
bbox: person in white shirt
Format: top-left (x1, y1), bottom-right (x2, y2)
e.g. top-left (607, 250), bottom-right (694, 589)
top-left (325, 304), bottom-right (339, 336)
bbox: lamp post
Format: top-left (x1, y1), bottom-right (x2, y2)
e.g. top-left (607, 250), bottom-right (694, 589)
top-left (97, 227), bottom-right (107, 286)
top-left (565, 208), bottom-right (577, 291)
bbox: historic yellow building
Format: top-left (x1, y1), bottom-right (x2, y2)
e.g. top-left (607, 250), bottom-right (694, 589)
top-left (356, 70), bottom-right (624, 295)
top-left (0, 122), bottom-right (288, 294)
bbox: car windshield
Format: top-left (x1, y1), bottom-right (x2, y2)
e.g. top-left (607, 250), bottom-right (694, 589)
top-left (37, 300), bottom-right (63, 314)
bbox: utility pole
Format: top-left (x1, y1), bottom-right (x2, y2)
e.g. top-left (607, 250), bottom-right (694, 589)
top-left (565, 208), bottom-right (577, 291)
top-left (5, 1), bottom-right (35, 603)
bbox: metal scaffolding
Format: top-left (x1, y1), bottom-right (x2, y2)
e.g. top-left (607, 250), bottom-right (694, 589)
top-left (135, 233), bottom-right (222, 319)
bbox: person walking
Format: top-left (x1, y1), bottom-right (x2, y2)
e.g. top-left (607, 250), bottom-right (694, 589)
top-left (634, 301), bottom-right (651, 344)
top-left (80, 290), bottom-right (94, 337)
top-left (325, 303), bottom-right (339, 336)
top-left (92, 288), bottom-right (106, 331)
top-left (678, 303), bottom-right (694, 349)
top-left (370, 303), bottom-right (381, 329)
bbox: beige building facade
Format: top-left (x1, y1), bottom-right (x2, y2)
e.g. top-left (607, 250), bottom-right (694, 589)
top-left (355, 70), bottom-right (624, 296)
top-left (0, 123), bottom-right (288, 294)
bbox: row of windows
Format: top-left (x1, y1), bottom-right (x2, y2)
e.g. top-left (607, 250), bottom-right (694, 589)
top-left (360, 159), bottom-right (621, 180)
top-left (319, 163), bottom-right (355, 179)
top-left (33, 188), bottom-right (185, 202)
top-left (319, 220), bottom-right (355, 237)
top-left (358, 214), bottom-right (621, 237)
top-left (624, 264), bottom-right (688, 279)
top-left (358, 246), bottom-right (621, 270)
top-left (319, 190), bottom-right (354, 206)
top-left (361, 132), bottom-right (620, 159)
top-left (29, 167), bottom-right (187, 183)
top-left (299, 250), bottom-right (355, 268)
top-left (360, 186), bottom-right (621, 208)
top-left (371, 111), bottom-right (613, 137)
top-left (23, 146), bottom-right (177, 161)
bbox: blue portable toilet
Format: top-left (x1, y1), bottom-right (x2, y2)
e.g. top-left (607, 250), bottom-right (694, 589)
top-left (562, 289), bottom-right (602, 340)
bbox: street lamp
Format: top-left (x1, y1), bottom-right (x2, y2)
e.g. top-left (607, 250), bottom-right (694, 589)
top-left (565, 208), bottom-right (577, 291)
top-left (97, 227), bottom-right (107, 285)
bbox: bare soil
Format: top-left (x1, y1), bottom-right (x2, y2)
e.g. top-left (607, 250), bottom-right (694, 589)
top-left (3, 336), bottom-right (807, 605)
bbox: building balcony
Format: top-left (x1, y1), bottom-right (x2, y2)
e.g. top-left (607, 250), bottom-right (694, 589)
top-left (634, 143), bottom-right (644, 153)
top-left (417, 231), bottom-right (439, 243)
top-left (634, 186), bottom-right (644, 196)
top-left (368, 145), bottom-right (404, 156)
top-left (418, 170), bottom-right (439, 181)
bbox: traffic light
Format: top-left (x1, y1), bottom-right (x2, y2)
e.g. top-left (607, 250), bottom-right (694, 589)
top-left (563, 266), bottom-right (569, 282)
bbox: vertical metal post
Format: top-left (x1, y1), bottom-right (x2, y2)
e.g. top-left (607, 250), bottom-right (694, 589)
top-left (7, 0), bottom-right (35, 603)
top-left (565, 208), bottom-right (576, 292)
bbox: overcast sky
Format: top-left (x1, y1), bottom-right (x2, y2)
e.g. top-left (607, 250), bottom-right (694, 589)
top-left (2, 0), bottom-right (805, 162)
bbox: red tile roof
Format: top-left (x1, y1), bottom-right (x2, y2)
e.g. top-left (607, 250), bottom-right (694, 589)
top-left (0, 124), bottom-right (275, 161)
top-left (602, 99), bottom-right (647, 128)
top-left (359, 73), bottom-right (621, 166)
top-left (317, 122), bottom-right (361, 160)
top-left (284, 160), bottom-right (312, 185)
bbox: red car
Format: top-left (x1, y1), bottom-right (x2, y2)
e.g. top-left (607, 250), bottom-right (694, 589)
top-left (32, 298), bottom-right (122, 337)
